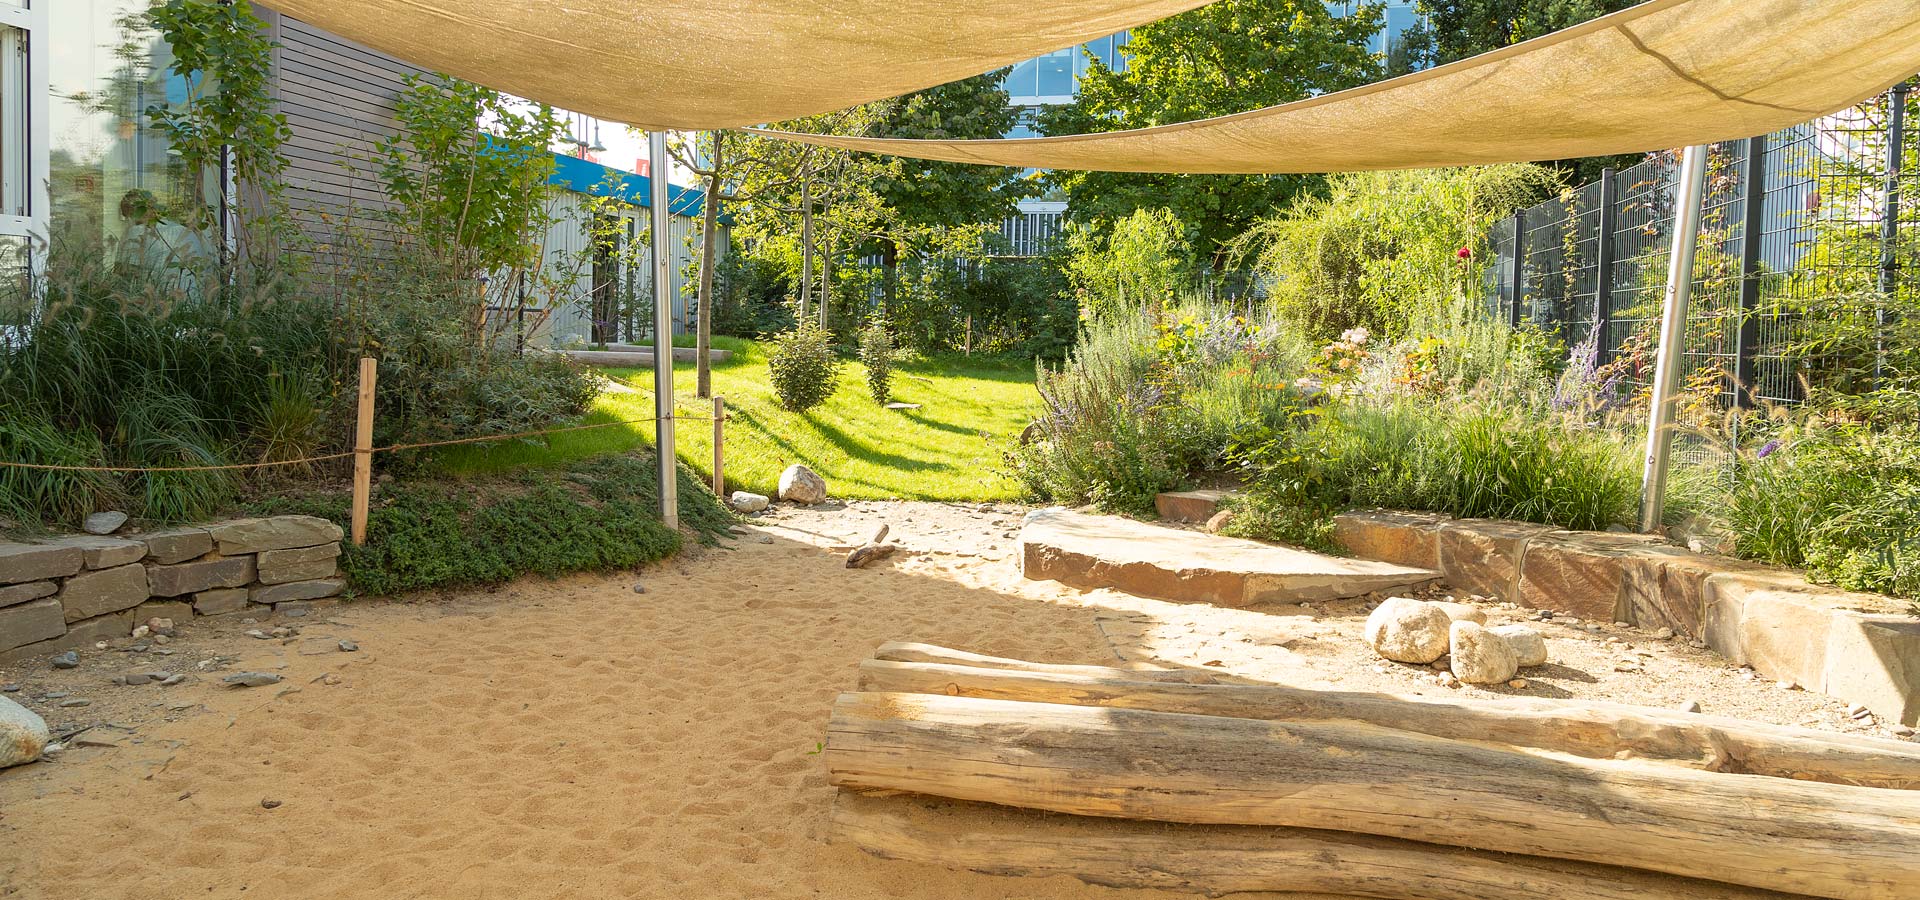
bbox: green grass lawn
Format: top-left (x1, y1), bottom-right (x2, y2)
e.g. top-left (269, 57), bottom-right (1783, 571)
top-left (437, 337), bottom-right (1041, 501)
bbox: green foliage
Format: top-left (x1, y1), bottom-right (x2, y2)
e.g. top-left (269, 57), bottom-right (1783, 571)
top-left (251, 450), bottom-right (730, 596)
top-left (145, 0), bottom-right (289, 205)
top-left (1065, 208), bottom-right (1192, 318)
top-left (381, 76), bottom-right (567, 275)
top-left (859, 323), bottom-right (896, 405)
top-left (766, 322), bottom-right (842, 412)
top-left (1237, 165), bottom-right (1561, 341)
top-left (1042, 0), bottom-right (1384, 265)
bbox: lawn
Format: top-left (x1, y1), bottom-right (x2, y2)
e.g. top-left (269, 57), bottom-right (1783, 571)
top-left (436, 337), bottom-right (1041, 501)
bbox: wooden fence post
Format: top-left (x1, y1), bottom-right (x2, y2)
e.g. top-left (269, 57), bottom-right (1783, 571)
top-left (351, 357), bottom-right (377, 546)
top-left (712, 395), bottom-right (726, 499)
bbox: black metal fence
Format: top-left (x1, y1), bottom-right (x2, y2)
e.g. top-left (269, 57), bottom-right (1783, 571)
top-left (1485, 80), bottom-right (1917, 407)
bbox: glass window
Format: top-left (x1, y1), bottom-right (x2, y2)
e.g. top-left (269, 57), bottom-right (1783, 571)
top-left (1076, 35), bottom-right (1110, 79)
top-left (1002, 57), bottom-right (1039, 99)
top-left (49, 1), bottom-right (216, 265)
top-left (1036, 47), bottom-right (1073, 97)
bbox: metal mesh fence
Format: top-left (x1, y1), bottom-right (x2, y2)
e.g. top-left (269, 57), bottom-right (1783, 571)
top-left (1485, 81), bottom-right (1918, 408)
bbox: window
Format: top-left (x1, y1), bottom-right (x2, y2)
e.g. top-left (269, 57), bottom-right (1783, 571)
top-left (0, 0), bottom-right (46, 243)
top-left (1036, 47), bottom-right (1074, 97)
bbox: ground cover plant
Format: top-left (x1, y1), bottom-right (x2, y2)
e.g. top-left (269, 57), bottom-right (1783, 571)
top-left (436, 338), bottom-right (1038, 501)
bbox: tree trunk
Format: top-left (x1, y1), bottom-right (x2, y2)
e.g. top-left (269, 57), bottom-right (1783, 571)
top-left (798, 163), bottom-right (813, 326)
top-left (696, 133), bottom-right (724, 399)
top-left (833, 792), bottom-right (1809, 900)
top-left (855, 654), bottom-right (1920, 790)
top-left (826, 692), bottom-right (1920, 900)
top-left (820, 240), bottom-right (833, 331)
top-left (880, 236), bottom-right (899, 312)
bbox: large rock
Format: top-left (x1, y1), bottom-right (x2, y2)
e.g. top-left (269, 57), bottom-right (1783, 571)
top-left (1512, 531), bottom-right (1645, 621)
top-left (257, 544), bottom-right (341, 585)
top-left (1429, 601), bottom-right (1487, 625)
top-left (0, 598), bottom-right (67, 655)
top-left (82, 511), bottom-right (128, 535)
top-left (1022, 509), bottom-right (1437, 609)
top-left (56, 563), bottom-right (151, 622)
top-left (1363, 597), bottom-right (1452, 664)
top-left (1450, 621), bottom-right (1520, 684)
top-left (728, 491), bottom-right (771, 513)
top-left (777, 465), bottom-right (828, 505)
top-left (193, 588), bottom-right (251, 617)
top-left (1490, 623), bottom-right (1549, 667)
top-left (1154, 490), bottom-right (1234, 524)
top-left (0, 695), bottom-right (50, 769)
top-left (0, 542), bottom-right (83, 585)
top-left (0, 581), bottom-right (56, 610)
top-left (207, 516), bottom-right (343, 555)
top-left (52, 535), bottom-right (147, 570)
top-left (146, 556), bottom-right (255, 598)
top-left (141, 528), bottom-right (212, 565)
top-left (250, 578), bottom-right (345, 605)
top-left (1434, 519), bottom-right (1553, 602)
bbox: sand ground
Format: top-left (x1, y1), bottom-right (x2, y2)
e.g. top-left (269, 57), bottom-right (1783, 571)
top-left (2, 501), bottom-right (1910, 899)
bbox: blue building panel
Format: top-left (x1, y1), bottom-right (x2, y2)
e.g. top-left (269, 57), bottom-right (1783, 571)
top-left (546, 152), bottom-right (715, 219)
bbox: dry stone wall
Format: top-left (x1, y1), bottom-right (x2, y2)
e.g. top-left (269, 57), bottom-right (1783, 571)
top-left (1334, 510), bottom-right (1920, 726)
top-left (0, 516), bottom-right (343, 661)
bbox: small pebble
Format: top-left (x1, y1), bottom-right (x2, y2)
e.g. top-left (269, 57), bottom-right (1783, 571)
top-left (1893, 725), bottom-right (1916, 737)
top-left (1506, 679), bottom-right (1528, 689)
top-left (261, 799), bottom-right (283, 810)
top-left (1678, 699), bottom-right (1703, 713)
top-left (58, 698), bottom-right (90, 708)
top-left (160, 674), bottom-right (187, 686)
top-left (43, 691), bottom-right (69, 700)
top-left (245, 630), bottom-right (270, 640)
top-left (223, 672), bottom-right (283, 688)
top-left (1777, 680), bottom-right (1801, 691)
top-left (631, 583), bottom-right (648, 595)
top-left (338, 640), bottom-right (359, 653)
top-left (51, 651), bottom-right (79, 670)
top-left (1, 684), bottom-right (18, 693)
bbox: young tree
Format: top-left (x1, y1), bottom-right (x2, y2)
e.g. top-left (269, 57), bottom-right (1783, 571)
top-left (1040, 0), bottom-right (1384, 271)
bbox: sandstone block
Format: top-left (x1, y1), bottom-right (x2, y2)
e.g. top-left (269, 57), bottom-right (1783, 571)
top-left (50, 535), bottom-right (146, 569)
top-left (1707, 571), bottom-right (1841, 691)
top-left (135, 600), bottom-right (194, 624)
top-left (1824, 614), bottom-right (1920, 727)
top-left (257, 544), bottom-right (341, 568)
top-left (1332, 510), bottom-right (1448, 571)
top-left (1154, 490), bottom-right (1234, 524)
top-left (56, 564), bottom-right (151, 622)
top-left (257, 545), bottom-right (341, 585)
top-left (0, 542), bottom-right (83, 585)
top-left (1434, 519), bottom-right (1553, 602)
top-left (207, 516), bottom-right (343, 555)
top-left (1513, 532), bottom-right (1647, 620)
top-left (251, 578), bottom-right (345, 605)
top-left (1363, 597), bottom-right (1451, 664)
top-left (147, 556), bottom-right (255, 598)
top-left (0, 599), bottom-right (66, 654)
top-left (1621, 548), bottom-right (1768, 638)
top-left (61, 612), bottom-right (137, 646)
top-left (0, 581), bottom-right (56, 610)
top-left (141, 528), bottom-right (212, 565)
top-left (193, 588), bottom-right (251, 616)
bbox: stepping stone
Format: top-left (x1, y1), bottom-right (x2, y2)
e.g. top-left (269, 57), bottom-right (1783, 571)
top-left (1155, 489), bottom-right (1238, 523)
top-left (1019, 508), bottom-right (1437, 608)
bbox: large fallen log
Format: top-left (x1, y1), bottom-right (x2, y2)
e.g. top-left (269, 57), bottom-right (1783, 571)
top-left (827, 692), bottom-right (1920, 900)
top-left (856, 655), bottom-right (1920, 789)
top-left (833, 792), bottom-right (1813, 900)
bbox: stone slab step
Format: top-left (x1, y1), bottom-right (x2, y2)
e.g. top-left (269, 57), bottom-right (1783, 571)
top-left (1154, 489), bottom-right (1239, 523)
top-left (1019, 508), bottom-right (1438, 608)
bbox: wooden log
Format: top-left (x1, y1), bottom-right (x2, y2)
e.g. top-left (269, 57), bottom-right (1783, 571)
top-left (827, 692), bottom-right (1920, 900)
top-left (833, 792), bottom-right (1812, 900)
top-left (857, 656), bottom-right (1920, 790)
top-left (872, 641), bottom-right (1218, 683)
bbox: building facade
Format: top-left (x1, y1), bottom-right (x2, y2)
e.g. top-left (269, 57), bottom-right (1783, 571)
top-left (6, 0), bottom-right (712, 346)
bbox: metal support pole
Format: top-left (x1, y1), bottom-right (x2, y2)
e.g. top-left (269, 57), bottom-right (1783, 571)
top-left (649, 130), bottom-right (679, 530)
top-left (1640, 144), bottom-right (1712, 534)
top-left (1734, 134), bottom-right (1768, 409)
top-left (1509, 211), bottom-right (1527, 328)
top-left (1878, 80), bottom-right (1909, 384)
top-left (1593, 168), bottom-right (1618, 367)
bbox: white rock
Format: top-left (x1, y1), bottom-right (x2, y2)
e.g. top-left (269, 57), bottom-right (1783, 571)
top-left (1429, 601), bottom-right (1488, 626)
top-left (1362, 597), bottom-right (1451, 664)
top-left (83, 511), bottom-right (129, 535)
top-left (1449, 621), bottom-right (1519, 685)
top-left (728, 491), bottom-right (771, 513)
top-left (1490, 624), bottom-right (1549, 667)
top-left (0, 696), bottom-right (51, 768)
top-left (776, 465), bottom-right (828, 505)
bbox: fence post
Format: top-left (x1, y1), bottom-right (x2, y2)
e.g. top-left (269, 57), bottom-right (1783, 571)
top-left (1734, 134), bottom-right (1768, 409)
top-left (1879, 79), bottom-right (1909, 385)
top-left (1593, 168), bottom-right (1618, 367)
top-left (712, 395), bottom-right (726, 499)
top-left (1640, 144), bottom-right (1712, 534)
top-left (350, 357), bottom-right (377, 547)
top-left (1509, 211), bottom-right (1527, 328)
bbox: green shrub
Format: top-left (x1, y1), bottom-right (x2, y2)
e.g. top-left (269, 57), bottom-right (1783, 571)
top-left (767, 322), bottom-right (841, 412)
top-left (859, 323), bottom-right (895, 405)
top-left (1726, 424), bottom-right (1920, 599)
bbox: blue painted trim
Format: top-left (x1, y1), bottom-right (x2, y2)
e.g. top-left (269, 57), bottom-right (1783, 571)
top-left (548, 152), bottom-right (729, 222)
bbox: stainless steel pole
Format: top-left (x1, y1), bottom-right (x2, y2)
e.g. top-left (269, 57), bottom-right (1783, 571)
top-left (649, 130), bottom-right (679, 530)
top-left (1639, 144), bottom-right (1711, 533)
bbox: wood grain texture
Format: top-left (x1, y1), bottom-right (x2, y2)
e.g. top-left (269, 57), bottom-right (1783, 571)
top-left (855, 654), bottom-right (1920, 789)
top-left (833, 792), bottom-right (1814, 900)
top-left (826, 692), bottom-right (1920, 900)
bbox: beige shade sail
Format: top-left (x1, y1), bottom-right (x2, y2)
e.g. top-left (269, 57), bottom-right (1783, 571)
top-left (753, 0), bottom-right (1920, 174)
top-left (260, 0), bottom-right (1211, 130)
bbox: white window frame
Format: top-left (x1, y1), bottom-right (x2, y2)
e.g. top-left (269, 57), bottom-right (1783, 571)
top-left (0, 2), bottom-right (47, 249)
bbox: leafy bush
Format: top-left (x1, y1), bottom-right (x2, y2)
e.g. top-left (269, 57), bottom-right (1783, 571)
top-left (767, 322), bottom-right (841, 412)
top-left (859, 323), bottom-right (895, 405)
top-left (1064, 207), bottom-right (1192, 319)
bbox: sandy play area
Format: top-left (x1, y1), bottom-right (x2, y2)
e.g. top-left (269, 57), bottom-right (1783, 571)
top-left (2, 501), bottom-right (1911, 899)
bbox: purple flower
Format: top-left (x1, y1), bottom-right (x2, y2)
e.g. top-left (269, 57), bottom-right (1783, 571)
top-left (1756, 439), bottom-right (1783, 460)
